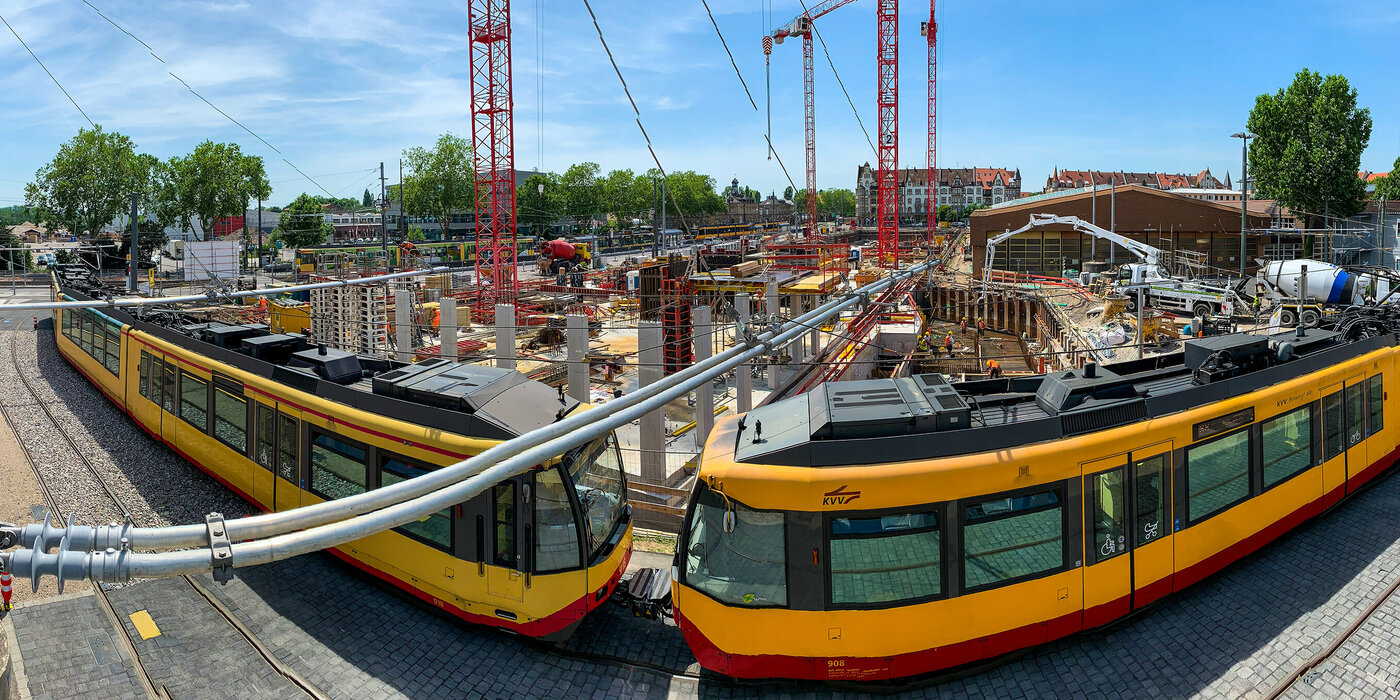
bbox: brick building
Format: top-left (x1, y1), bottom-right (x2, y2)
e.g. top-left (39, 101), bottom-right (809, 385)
top-left (855, 164), bottom-right (1021, 224)
top-left (1044, 168), bottom-right (1226, 193)
top-left (970, 185), bottom-right (1277, 278)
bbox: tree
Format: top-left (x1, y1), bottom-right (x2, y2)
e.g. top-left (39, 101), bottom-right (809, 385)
top-left (362, 188), bottom-right (373, 208)
top-left (937, 204), bottom-right (954, 222)
top-left (600, 169), bottom-right (651, 228)
top-left (517, 173), bottom-right (563, 235)
top-left (560, 162), bottom-right (603, 230)
top-left (405, 226), bottom-right (426, 242)
top-left (652, 170), bottom-right (724, 229)
top-left (154, 140), bottom-right (269, 240)
top-left (25, 126), bottom-right (153, 240)
top-left (1373, 156), bottom-right (1400, 202)
top-left (117, 218), bottom-right (167, 269)
top-left (0, 224), bottom-right (30, 272)
top-left (273, 193), bottom-right (332, 248)
top-left (820, 188), bottom-right (857, 217)
top-left (401, 133), bottom-right (474, 239)
top-left (1247, 69), bottom-right (1373, 227)
top-left (783, 185), bottom-right (794, 201)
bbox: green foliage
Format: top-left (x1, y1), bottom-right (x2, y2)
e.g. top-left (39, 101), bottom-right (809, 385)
top-left (273, 193), bottom-right (332, 249)
top-left (405, 226), bottom-right (426, 242)
top-left (937, 204), bottom-right (955, 222)
top-left (116, 219), bottom-right (167, 268)
top-left (25, 125), bottom-right (155, 240)
top-left (401, 133), bottom-right (474, 236)
top-left (517, 173), bottom-right (563, 233)
top-left (0, 224), bottom-right (30, 271)
top-left (601, 169), bottom-right (652, 227)
top-left (1373, 156), bottom-right (1400, 201)
top-left (820, 188), bottom-right (856, 217)
top-left (1247, 69), bottom-right (1373, 224)
top-left (560, 162), bottom-right (603, 228)
top-left (0, 205), bottom-right (28, 226)
top-left (154, 140), bottom-right (269, 239)
top-left (783, 185), bottom-right (794, 201)
top-left (651, 170), bottom-right (725, 226)
top-left (362, 188), bottom-right (373, 208)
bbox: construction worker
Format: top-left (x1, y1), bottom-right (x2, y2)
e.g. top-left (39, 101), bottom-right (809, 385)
top-left (987, 358), bottom-right (1003, 379)
top-left (944, 332), bottom-right (955, 358)
top-left (960, 315), bottom-right (968, 333)
top-left (977, 317), bottom-right (987, 339)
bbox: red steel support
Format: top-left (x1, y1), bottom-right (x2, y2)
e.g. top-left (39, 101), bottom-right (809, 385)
top-left (875, 0), bottom-right (899, 268)
top-left (803, 30), bottom-right (817, 238)
top-left (468, 0), bottom-right (518, 308)
top-left (925, 1), bottom-right (937, 246)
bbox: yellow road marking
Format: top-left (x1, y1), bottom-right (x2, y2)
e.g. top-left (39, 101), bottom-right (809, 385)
top-left (129, 610), bottom-right (161, 640)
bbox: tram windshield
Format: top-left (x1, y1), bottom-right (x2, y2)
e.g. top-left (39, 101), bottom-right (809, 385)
top-left (564, 434), bottom-right (628, 558)
top-left (682, 485), bottom-right (787, 607)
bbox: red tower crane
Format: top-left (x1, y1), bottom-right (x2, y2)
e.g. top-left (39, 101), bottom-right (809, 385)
top-left (875, 0), bottom-right (899, 267)
top-left (468, 0), bottom-right (518, 310)
top-left (923, 1), bottom-right (936, 248)
top-left (771, 0), bottom-right (859, 239)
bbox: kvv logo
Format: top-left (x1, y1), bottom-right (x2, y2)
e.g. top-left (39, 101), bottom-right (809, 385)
top-left (822, 485), bottom-right (862, 506)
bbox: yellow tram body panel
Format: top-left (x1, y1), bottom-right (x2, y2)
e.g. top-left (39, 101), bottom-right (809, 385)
top-left (51, 295), bottom-right (633, 639)
top-left (677, 342), bottom-right (1399, 680)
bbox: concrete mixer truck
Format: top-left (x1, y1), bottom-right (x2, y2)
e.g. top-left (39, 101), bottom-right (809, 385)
top-left (1259, 260), bottom-right (1400, 326)
top-left (537, 238), bottom-right (592, 274)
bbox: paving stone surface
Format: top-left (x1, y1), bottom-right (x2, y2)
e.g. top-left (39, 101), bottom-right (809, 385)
top-left (104, 577), bottom-right (307, 699)
top-left (3, 592), bottom-right (144, 700)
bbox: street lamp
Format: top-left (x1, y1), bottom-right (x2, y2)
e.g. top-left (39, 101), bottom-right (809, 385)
top-left (1231, 131), bottom-right (1256, 276)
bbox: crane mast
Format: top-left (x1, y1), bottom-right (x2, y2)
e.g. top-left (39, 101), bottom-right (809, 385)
top-left (875, 0), bottom-right (899, 267)
top-left (924, 2), bottom-right (936, 247)
top-left (772, 0), bottom-right (859, 239)
top-left (469, 0), bottom-right (518, 311)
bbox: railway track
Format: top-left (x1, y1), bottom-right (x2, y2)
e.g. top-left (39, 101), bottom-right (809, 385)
top-left (1, 323), bottom-right (327, 700)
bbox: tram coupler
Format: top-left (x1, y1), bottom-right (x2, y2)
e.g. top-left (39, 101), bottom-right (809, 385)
top-left (0, 522), bottom-right (18, 550)
top-left (612, 567), bottom-right (672, 620)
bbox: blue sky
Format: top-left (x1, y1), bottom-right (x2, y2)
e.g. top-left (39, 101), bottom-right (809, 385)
top-left (1, 0), bottom-right (1397, 208)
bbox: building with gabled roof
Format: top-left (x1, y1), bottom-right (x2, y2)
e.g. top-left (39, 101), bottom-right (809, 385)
top-left (855, 164), bottom-right (1021, 225)
top-left (1045, 168), bottom-right (1224, 192)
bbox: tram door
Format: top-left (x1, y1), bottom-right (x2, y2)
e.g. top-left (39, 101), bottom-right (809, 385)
top-left (1319, 381), bottom-right (1347, 508)
top-left (251, 400), bottom-right (277, 509)
top-left (486, 477), bottom-right (527, 602)
top-left (1342, 374), bottom-right (1371, 493)
top-left (1081, 442), bottom-right (1174, 625)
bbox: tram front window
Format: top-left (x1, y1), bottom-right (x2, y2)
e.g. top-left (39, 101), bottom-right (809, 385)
top-left (564, 434), bottom-right (628, 558)
top-left (682, 486), bottom-right (787, 607)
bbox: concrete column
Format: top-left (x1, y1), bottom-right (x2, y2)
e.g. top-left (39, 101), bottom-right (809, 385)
top-left (394, 289), bottom-right (412, 363)
top-left (766, 278), bottom-right (780, 388)
top-left (693, 305), bottom-right (714, 446)
top-left (495, 303), bottom-right (516, 370)
top-left (441, 301), bottom-right (459, 361)
top-left (638, 320), bottom-right (665, 481)
top-left (566, 314), bottom-right (589, 403)
top-left (736, 292), bottom-right (753, 413)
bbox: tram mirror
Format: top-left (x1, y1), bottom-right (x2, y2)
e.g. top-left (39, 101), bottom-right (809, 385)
top-left (722, 509), bottom-right (736, 533)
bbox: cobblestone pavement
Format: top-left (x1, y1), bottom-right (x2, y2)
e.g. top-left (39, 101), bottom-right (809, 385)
top-left (103, 578), bottom-right (308, 699)
top-left (2, 592), bottom-right (144, 700)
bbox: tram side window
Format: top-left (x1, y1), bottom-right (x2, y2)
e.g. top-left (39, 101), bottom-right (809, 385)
top-left (535, 467), bottom-right (581, 572)
top-left (212, 385), bottom-right (247, 454)
top-left (1323, 392), bottom-right (1344, 460)
top-left (1186, 430), bottom-right (1250, 522)
top-left (379, 456), bottom-right (452, 552)
top-left (277, 414), bottom-right (298, 483)
top-left (1368, 375), bottom-right (1384, 437)
top-left (1263, 407), bottom-right (1312, 488)
top-left (103, 323), bottom-right (120, 375)
top-left (178, 371), bottom-right (208, 432)
top-left (494, 482), bottom-right (516, 567)
top-left (255, 405), bottom-right (275, 472)
top-left (309, 430), bottom-right (366, 500)
top-left (963, 489), bottom-right (1063, 590)
top-left (1088, 470), bottom-right (1127, 563)
top-left (683, 486), bottom-right (787, 607)
top-left (1134, 455), bottom-right (1168, 547)
top-left (1346, 383), bottom-right (1366, 447)
top-left (829, 511), bottom-right (941, 606)
top-left (161, 362), bottom-right (177, 414)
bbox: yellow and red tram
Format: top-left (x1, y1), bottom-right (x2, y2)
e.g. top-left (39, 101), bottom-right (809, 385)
top-left (50, 269), bottom-right (632, 639)
top-left (675, 328), bottom-right (1399, 680)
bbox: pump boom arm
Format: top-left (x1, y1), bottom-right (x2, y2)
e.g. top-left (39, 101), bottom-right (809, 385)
top-left (983, 214), bottom-right (1164, 284)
